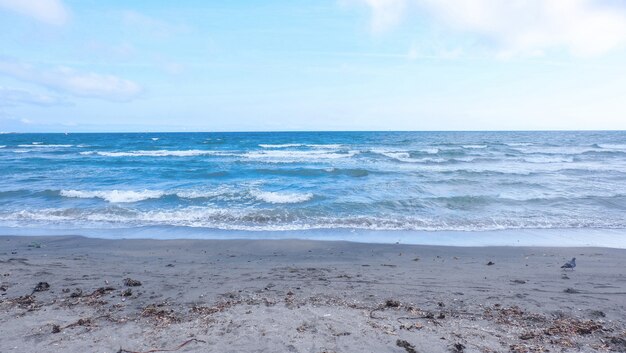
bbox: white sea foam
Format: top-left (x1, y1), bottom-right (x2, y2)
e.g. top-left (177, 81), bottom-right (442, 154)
top-left (81, 150), bottom-right (233, 157)
top-left (462, 145), bottom-right (487, 149)
top-left (372, 149), bottom-right (446, 163)
top-left (419, 148), bottom-right (439, 154)
top-left (598, 144), bottom-right (626, 150)
top-left (151, 138), bottom-right (160, 141)
top-left (0, 145), bottom-right (5, 148)
top-left (258, 144), bottom-right (343, 149)
top-left (17, 144), bottom-right (73, 148)
top-left (523, 156), bottom-right (574, 163)
top-left (513, 146), bottom-right (599, 155)
top-left (243, 150), bottom-right (357, 162)
top-left (250, 190), bottom-right (313, 204)
top-left (306, 144), bottom-right (344, 149)
top-left (259, 144), bottom-right (303, 148)
top-left (60, 189), bottom-right (164, 203)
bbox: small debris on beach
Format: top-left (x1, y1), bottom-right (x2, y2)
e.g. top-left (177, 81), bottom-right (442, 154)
top-left (451, 342), bottom-right (465, 352)
top-left (123, 278), bottom-right (142, 287)
top-left (27, 242), bottom-right (41, 249)
top-left (487, 261), bottom-right (495, 266)
top-left (563, 288), bottom-right (580, 294)
top-left (385, 299), bottom-right (400, 308)
top-left (32, 282), bottom-right (50, 293)
top-left (121, 289), bottom-right (132, 297)
top-left (396, 339), bottom-right (417, 353)
top-left (69, 288), bottom-right (83, 298)
top-left (51, 324), bottom-right (61, 333)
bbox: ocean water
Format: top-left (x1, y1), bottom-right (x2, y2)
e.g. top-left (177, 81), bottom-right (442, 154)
top-left (1, 131), bottom-right (626, 241)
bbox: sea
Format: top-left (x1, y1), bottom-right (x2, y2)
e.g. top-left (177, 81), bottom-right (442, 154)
top-left (1, 131), bottom-right (625, 246)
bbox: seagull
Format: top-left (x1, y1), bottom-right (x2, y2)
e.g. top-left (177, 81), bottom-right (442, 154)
top-left (561, 257), bottom-right (576, 270)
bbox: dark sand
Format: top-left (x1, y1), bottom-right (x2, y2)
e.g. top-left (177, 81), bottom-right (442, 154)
top-left (1, 236), bottom-right (625, 353)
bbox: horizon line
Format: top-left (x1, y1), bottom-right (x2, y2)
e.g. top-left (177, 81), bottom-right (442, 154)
top-left (2, 129), bottom-right (626, 134)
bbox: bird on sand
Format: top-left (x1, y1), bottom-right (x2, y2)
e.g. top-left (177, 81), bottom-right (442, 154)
top-left (561, 257), bottom-right (576, 270)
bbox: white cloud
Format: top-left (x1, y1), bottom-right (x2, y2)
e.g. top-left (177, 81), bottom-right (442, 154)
top-left (0, 0), bottom-right (69, 25)
top-left (0, 86), bottom-right (67, 106)
top-left (362, 0), bottom-right (407, 33)
top-left (357, 0), bottom-right (626, 57)
top-left (0, 58), bottom-right (143, 101)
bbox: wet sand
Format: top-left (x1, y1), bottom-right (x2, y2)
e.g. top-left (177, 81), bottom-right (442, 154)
top-left (1, 235), bottom-right (625, 352)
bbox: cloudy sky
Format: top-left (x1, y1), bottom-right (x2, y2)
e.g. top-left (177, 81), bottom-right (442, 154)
top-left (1, 0), bottom-right (626, 132)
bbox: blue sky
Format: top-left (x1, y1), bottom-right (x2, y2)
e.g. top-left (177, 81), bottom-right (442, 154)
top-left (1, 0), bottom-right (626, 132)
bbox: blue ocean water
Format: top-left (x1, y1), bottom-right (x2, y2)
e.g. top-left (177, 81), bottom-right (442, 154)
top-left (1, 131), bottom-right (626, 237)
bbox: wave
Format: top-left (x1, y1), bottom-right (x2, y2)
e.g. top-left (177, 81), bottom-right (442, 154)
top-left (512, 146), bottom-right (601, 155)
top-left (3, 207), bottom-right (626, 231)
top-left (258, 143), bottom-right (343, 149)
top-left (419, 148), bottom-right (439, 154)
top-left (60, 189), bottom-right (165, 203)
top-left (17, 144), bottom-right (73, 148)
top-left (522, 156), bottom-right (574, 163)
top-left (80, 150), bottom-right (234, 157)
top-left (243, 150), bottom-right (358, 162)
top-left (461, 145), bottom-right (487, 149)
top-left (151, 138), bottom-right (160, 141)
top-left (597, 143), bottom-right (626, 150)
top-left (58, 187), bottom-right (314, 204)
top-left (259, 144), bottom-right (303, 148)
top-left (250, 190), bottom-right (313, 204)
top-left (505, 142), bottom-right (533, 147)
top-left (255, 167), bottom-right (369, 177)
top-left (0, 145), bottom-right (5, 148)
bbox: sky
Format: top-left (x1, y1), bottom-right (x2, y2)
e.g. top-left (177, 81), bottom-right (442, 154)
top-left (1, 0), bottom-right (626, 132)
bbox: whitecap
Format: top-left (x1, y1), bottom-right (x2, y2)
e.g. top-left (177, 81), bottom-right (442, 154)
top-left (60, 189), bottom-right (164, 203)
top-left (151, 138), bottom-right (160, 141)
top-left (81, 150), bottom-right (233, 157)
top-left (372, 149), bottom-right (410, 160)
top-left (0, 145), bottom-right (5, 148)
top-left (259, 144), bottom-right (303, 148)
top-left (598, 144), bottom-right (626, 150)
top-left (17, 144), bottom-right (73, 148)
top-left (306, 144), bottom-right (344, 149)
top-left (243, 150), bottom-right (357, 162)
top-left (419, 148), bottom-right (439, 154)
top-left (250, 190), bottom-right (313, 204)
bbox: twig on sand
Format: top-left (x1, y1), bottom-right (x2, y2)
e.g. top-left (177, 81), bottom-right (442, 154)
top-left (116, 338), bottom-right (206, 353)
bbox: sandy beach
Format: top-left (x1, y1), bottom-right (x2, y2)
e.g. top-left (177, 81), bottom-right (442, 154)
top-left (1, 235), bottom-right (625, 353)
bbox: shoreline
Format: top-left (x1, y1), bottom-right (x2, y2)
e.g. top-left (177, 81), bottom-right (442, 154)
top-left (2, 227), bottom-right (626, 249)
top-left (1, 235), bottom-right (625, 352)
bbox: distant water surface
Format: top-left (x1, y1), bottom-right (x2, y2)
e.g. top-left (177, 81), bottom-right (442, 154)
top-left (1, 131), bottom-right (625, 236)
